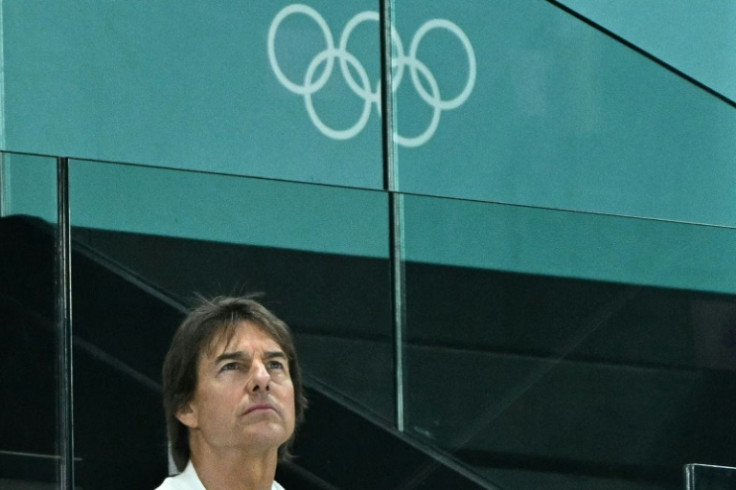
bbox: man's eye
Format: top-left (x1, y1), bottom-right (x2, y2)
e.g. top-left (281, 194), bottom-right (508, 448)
top-left (267, 360), bottom-right (285, 370)
top-left (221, 362), bottom-right (240, 372)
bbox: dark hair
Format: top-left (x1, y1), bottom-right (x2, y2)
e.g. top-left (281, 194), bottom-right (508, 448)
top-left (162, 296), bottom-right (307, 472)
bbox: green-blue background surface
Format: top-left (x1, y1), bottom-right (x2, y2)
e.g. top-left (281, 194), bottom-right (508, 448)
top-left (3, 2), bottom-right (736, 488)
top-left (2, 0), bottom-right (383, 188)
top-left (2, 0), bottom-right (736, 286)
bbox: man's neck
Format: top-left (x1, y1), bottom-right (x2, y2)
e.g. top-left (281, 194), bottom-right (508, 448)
top-left (190, 445), bottom-right (279, 490)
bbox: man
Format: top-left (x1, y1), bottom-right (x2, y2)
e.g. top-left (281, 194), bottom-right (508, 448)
top-left (156, 296), bottom-right (307, 490)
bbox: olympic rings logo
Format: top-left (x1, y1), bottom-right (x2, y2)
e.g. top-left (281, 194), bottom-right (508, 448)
top-left (267, 4), bottom-right (476, 148)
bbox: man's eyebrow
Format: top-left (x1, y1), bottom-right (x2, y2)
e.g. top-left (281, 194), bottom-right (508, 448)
top-left (263, 351), bottom-right (287, 359)
top-left (213, 350), bottom-right (286, 363)
top-left (214, 351), bottom-right (250, 364)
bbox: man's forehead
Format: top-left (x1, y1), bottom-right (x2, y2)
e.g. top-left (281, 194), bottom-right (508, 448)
top-left (202, 320), bottom-right (282, 359)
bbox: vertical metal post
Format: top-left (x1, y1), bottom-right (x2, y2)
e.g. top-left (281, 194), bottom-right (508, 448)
top-left (389, 191), bottom-right (406, 433)
top-left (379, 0), bottom-right (406, 432)
top-left (56, 156), bottom-right (74, 488)
top-left (379, 0), bottom-right (395, 192)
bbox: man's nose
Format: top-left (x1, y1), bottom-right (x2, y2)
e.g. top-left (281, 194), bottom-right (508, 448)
top-left (248, 360), bottom-right (270, 393)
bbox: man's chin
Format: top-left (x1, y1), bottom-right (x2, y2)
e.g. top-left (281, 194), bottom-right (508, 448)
top-left (238, 425), bottom-right (292, 448)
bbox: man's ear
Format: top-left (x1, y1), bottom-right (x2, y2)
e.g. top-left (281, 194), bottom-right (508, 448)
top-left (175, 402), bottom-right (198, 429)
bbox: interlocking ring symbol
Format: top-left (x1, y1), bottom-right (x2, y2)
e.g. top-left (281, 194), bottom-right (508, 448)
top-left (267, 3), bottom-right (476, 148)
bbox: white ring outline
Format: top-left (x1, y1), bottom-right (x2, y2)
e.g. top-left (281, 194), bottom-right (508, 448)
top-left (409, 18), bottom-right (476, 110)
top-left (393, 56), bottom-right (441, 148)
top-left (338, 11), bottom-right (405, 113)
top-left (267, 4), bottom-right (335, 95)
top-left (304, 48), bottom-right (373, 140)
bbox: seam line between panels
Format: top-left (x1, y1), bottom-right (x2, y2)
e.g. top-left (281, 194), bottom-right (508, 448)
top-left (57, 157), bottom-right (75, 489)
top-left (379, 0), bottom-right (406, 432)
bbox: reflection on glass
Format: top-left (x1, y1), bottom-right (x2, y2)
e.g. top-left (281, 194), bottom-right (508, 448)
top-left (403, 194), bottom-right (736, 489)
top-left (67, 160), bottom-right (392, 486)
top-left (0, 153), bottom-right (62, 487)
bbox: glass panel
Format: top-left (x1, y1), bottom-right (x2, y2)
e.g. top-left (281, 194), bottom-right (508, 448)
top-left (390, 1), bottom-right (736, 226)
top-left (0, 152), bottom-right (63, 487)
top-left (3, 1), bottom-right (384, 189)
top-left (403, 194), bottom-right (736, 490)
top-left (68, 159), bottom-right (392, 487)
top-left (685, 464), bottom-right (736, 490)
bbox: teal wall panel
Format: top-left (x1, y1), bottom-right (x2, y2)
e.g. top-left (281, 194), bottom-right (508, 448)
top-left (3, 0), bottom-right (735, 282)
top-left (393, 0), bottom-right (736, 226)
top-left (1, 154), bottom-right (57, 222)
top-left (68, 160), bottom-right (389, 259)
top-left (404, 194), bottom-right (736, 295)
top-left (3, 153), bottom-right (389, 259)
top-left (2, 0), bottom-right (383, 189)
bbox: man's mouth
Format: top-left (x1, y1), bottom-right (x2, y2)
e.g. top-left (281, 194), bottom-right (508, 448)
top-left (244, 404), bottom-right (276, 415)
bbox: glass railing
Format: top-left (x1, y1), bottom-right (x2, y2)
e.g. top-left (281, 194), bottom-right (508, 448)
top-left (68, 159), bottom-right (394, 425)
top-left (0, 153), bottom-right (64, 488)
top-left (401, 193), bottom-right (736, 489)
top-left (4, 150), bottom-right (736, 489)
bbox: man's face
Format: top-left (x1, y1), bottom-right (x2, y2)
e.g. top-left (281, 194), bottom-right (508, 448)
top-left (176, 321), bottom-right (296, 455)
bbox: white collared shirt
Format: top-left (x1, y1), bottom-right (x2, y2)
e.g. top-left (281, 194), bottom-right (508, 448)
top-left (155, 461), bottom-right (285, 490)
